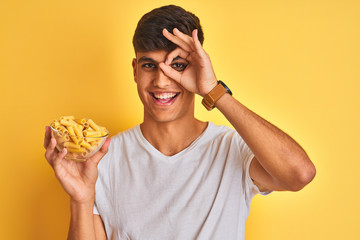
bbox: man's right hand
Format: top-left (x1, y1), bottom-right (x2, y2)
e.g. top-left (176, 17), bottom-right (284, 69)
top-left (44, 126), bottom-right (111, 204)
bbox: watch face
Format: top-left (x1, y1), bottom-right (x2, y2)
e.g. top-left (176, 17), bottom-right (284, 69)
top-left (218, 81), bottom-right (232, 96)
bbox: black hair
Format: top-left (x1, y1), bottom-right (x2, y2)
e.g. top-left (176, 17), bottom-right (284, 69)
top-left (133, 5), bottom-right (204, 53)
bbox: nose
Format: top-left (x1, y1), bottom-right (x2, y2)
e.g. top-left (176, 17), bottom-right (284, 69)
top-left (153, 69), bottom-right (172, 88)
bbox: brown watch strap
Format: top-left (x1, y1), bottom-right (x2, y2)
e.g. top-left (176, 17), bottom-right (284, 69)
top-left (202, 83), bottom-right (227, 110)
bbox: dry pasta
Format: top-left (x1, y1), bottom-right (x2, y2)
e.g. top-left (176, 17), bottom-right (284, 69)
top-left (50, 116), bottom-right (109, 161)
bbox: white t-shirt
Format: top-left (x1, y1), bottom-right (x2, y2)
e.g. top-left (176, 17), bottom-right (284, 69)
top-left (94, 122), bottom-right (266, 240)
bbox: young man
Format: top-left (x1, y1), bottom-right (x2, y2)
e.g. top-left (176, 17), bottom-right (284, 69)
top-left (44, 5), bottom-right (316, 240)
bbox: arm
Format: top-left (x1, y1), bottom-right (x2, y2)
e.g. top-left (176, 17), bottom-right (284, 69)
top-left (159, 28), bottom-right (316, 192)
top-left (94, 214), bottom-right (107, 240)
top-left (215, 94), bottom-right (316, 191)
top-left (68, 201), bottom-right (96, 240)
top-left (44, 126), bottom-right (110, 239)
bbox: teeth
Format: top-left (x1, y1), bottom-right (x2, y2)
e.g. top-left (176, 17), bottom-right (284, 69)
top-left (153, 93), bottom-right (177, 99)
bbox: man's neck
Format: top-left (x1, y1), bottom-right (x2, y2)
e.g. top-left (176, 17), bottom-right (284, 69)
top-left (140, 117), bottom-right (208, 157)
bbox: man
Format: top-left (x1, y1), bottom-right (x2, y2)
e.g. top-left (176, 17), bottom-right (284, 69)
top-left (44, 5), bottom-right (316, 240)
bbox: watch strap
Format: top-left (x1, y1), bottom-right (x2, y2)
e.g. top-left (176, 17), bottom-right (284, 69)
top-left (202, 82), bottom-right (228, 110)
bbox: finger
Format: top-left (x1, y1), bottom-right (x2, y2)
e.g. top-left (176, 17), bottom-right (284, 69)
top-left (53, 148), bottom-right (67, 169)
top-left (45, 137), bottom-right (58, 165)
top-left (44, 126), bottom-right (52, 148)
top-left (45, 138), bottom-right (56, 163)
top-left (88, 138), bottom-right (111, 165)
top-left (192, 29), bottom-right (204, 53)
top-left (162, 28), bottom-right (192, 52)
top-left (191, 29), bottom-right (210, 61)
top-left (173, 28), bottom-right (195, 51)
top-left (165, 47), bottom-right (189, 65)
top-left (159, 62), bottom-right (182, 83)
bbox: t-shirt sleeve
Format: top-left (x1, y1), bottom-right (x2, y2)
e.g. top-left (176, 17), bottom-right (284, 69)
top-left (244, 155), bottom-right (272, 196)
top-left (93, 202), bottom-right (100, 215)
top-left (93, 135), bottom-right (115, 216)
top-left (236, 133), bottom-right (272, 199)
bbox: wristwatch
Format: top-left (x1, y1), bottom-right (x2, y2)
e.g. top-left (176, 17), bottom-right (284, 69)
top-left (202, 80), bottom-right (232, 111)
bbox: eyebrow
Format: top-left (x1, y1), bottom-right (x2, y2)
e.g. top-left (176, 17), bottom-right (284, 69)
top-left (137, 57), bottom-right (157, 64)
top-left (137, 56), bottom-right (185, 64)
top-left (173, 56), bottom-right (183, 61)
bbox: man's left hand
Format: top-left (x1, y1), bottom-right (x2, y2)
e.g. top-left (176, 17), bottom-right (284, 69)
top-left (159, 28), bottom-right (218, 96)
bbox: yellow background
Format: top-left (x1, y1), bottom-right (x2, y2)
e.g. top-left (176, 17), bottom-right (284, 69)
top-left (1, 0), bottom-right (359, 239)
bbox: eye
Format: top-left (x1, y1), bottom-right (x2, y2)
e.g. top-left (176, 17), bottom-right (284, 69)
top-left (142, 63), bottom-right (157, 71)
top-left (171, 62), bottom-right (187, 72)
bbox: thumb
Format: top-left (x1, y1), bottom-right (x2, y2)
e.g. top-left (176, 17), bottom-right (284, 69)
top-left (88, 138), bottom-right (111, 165)
top-left (159, 62), bottom-right (182, 83)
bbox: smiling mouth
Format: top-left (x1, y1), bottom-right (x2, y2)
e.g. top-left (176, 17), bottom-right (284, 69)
top-left (150, 92), bottom-right (179, 105)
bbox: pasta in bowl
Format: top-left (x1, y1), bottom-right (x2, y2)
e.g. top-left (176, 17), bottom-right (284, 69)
top-left (50, 116), bottom-right (109, 162)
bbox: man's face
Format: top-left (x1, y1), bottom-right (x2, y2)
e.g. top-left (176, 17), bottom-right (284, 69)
top-left (132, 50), bottom-right (195, 123)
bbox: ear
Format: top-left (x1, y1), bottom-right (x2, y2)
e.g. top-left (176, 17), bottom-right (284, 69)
top-left (132, 58), bottom-right (137, 83)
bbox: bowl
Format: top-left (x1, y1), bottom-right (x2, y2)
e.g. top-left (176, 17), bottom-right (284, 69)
top-left (50, 122), bottom-right (109, 162)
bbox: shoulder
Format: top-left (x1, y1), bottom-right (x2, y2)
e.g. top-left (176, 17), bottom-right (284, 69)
top-left (108, 125), bottom-right (140, 146)
top-left (97, 125), bottom-right (140, 167)
top-left (205, 122), bottom-right (251, 157)
top-left (196, 122), bottom-right (243, 154)
top-left (206, 122), bottom-right (236, 137)
top-left (205, 122), bottom-right (240, 143)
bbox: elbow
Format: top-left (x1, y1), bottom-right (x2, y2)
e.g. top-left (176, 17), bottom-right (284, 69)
top-left (289, 160), bottom-right (317, 192)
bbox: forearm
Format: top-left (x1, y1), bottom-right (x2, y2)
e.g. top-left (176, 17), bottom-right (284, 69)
top-left (68, 199), bottom-right (96, 240)
top-left (215, 93), bottom-right (315, 190)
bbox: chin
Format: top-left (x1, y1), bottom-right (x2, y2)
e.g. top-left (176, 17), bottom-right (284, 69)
top-left (145, 109), bottom-right (186, 123)
top-left (149, 115), bottom-right (179, 123)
